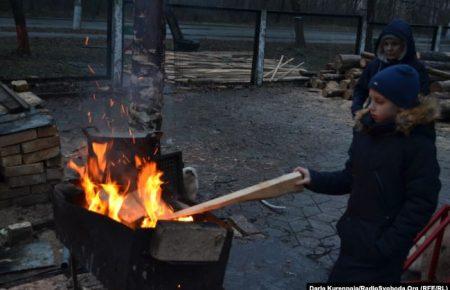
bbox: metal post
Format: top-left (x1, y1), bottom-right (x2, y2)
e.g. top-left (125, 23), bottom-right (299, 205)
top-left (73, 0), bottom-right (82, 30)
top-left (111, 0), bottom-right (123, 87)
top-left (251, 9), bottom-right (267, 87)
top-left (432, 25), bottom-right (442, 52)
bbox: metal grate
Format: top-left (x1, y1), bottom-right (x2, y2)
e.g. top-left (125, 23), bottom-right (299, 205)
top-left (156, 151), bottom-right (186, 201)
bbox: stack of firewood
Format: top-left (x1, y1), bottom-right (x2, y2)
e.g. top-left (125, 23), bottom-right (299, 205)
top-left (310, 51), bottom-right (450, 122)
top-left (309, 54), bottom-right (366, 100)
top-left (359, 51), bottom-right (450, 91)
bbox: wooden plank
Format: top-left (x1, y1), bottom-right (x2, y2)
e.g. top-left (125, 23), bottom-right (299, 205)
top-left (0, 85), bottom-right (22, 113)
top-left (269, 55), bottom-right (284, 82)
top-left (0, 83), bottom-right (30, 111)
top-left (164, 172), bottom-right (303, 219)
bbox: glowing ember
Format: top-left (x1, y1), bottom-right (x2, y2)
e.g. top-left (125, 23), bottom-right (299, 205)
top-left (68, 141), bottom-right (193, 228)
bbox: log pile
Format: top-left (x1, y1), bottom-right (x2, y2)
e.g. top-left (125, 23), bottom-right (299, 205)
top-left (359, 51), bottom-right (450, 92)
top-left (315, 52), bottom-right (450, 123)
top-left (433, 92), bottom-right (450, 122)
top-left (309, 54), bottom-right (364, 99)
top-left (164, 51), bottom-right (310, 84)
top-left (0, 81), bottom-right (62, 208)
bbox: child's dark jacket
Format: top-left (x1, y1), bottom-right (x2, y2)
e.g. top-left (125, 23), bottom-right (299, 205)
top-left (307, 100), bottom-right (441, 267)
top-left (351, 19), bottom-right (430, 116)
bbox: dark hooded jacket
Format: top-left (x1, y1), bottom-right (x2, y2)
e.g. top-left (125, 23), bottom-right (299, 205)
top-left (307, 99), bottom-right (441, 281)
top-left (351, 19), bottom-right (430, 116)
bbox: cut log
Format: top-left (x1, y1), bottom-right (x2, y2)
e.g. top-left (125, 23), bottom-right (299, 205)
top-left (350, 78), bottom-right (360, 88)
top-left (322, 81), bottom-right (345, 98)
top-left (439, 99), bottom-right (450, 121)
top-left (423, 61), bottom-right (450, 71)
top-left (310, 77), bottom-right (326, 89)
top-left (417, 51), bottom-right (450, 62)
top-left (339, 79), bottom-right (352, 90)
top-left (427, 67), bottom-right (450, 80)
top-left (345, 68), bottom-right (363, 79)
top-left (335, 54), bottom-right (361, 72)
top-left (361, 51), bottom-right (375, 60)
top-left (430, 80), bottom-right (450, 93)
top-left (164, 172), bottom-right (304, 219)
top-left (320, 73), bottom-right (345, 82)
top-left (432, 92), bottom-right (450, 100)
top-left (359, 58), bottom-right (371, 68)
top-left (343, 89), bottom-right (354, 100)
top-left (299, 68), bottom-right (317, 77)
top-left (319, 69), bottom-right (335, 75)
top-left (325, 63), bottom-right (335, 70)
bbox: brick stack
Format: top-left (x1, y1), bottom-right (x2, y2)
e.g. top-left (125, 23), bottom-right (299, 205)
top-left (0, 83), bottom-right (62, 208)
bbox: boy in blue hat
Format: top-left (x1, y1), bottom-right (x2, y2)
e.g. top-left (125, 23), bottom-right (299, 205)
top-left (351, 19), bottom-right (430, 117)
top-left (295, 64), bottom-right (441, 282)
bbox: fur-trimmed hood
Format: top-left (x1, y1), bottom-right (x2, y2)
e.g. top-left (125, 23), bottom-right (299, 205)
top-left (355, 97), bottom-right (440, 138)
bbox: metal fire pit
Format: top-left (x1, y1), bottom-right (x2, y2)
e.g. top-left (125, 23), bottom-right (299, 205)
top-left (53, 131), bottom-right (233, 290)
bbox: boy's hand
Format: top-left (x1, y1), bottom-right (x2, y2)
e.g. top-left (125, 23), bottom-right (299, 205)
top-left (293, 167), bottom-right (311, 186)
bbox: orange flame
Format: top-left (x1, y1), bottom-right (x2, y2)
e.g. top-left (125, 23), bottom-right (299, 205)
top-left (68, 141), bottom-right (193, 228)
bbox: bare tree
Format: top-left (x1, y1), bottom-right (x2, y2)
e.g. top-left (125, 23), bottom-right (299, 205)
top-left (363, 0), bottom-right (377, 52)
top-left (9, 0), bottom-right (30, 55)
top-left (129, 0), bottom-right (166, 132)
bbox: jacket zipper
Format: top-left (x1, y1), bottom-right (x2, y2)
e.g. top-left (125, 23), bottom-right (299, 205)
top-left (374, 171), bottom-right (387, 205)
top-left (375, 171), bottom-right (394, 224)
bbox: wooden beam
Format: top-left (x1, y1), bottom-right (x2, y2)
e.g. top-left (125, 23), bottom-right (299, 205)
top-left (251, 9), bottom-right (267, 87)
top-left (164, 172), bottom-right (303, 220)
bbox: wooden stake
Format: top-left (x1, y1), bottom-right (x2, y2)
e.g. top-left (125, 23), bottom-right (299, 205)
top-left (275, 62), bottom-right (305, 81)
top-left (269, 55), bottom-right (285, 81)
top-left (264, 57), bottom-right (294, 78)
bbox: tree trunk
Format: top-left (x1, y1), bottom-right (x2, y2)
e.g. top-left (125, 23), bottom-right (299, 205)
top-left (365, 0), bottom-right (376, 52)
top-left (396, 0), bottom-right (416, 21)
top-left (290, 0), bottom-right (300, 11)
top-left (9, 0), bottom-right (30, 55)
top-left (129, 0), bottom-right (166, 132)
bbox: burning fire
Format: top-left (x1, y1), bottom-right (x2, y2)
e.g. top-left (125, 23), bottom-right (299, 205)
top-left (68, 141), bottom-right (193, 228)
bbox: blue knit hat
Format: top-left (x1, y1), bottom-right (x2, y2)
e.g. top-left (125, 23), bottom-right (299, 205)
top-left (368, 64), bottom-right (420, 109)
